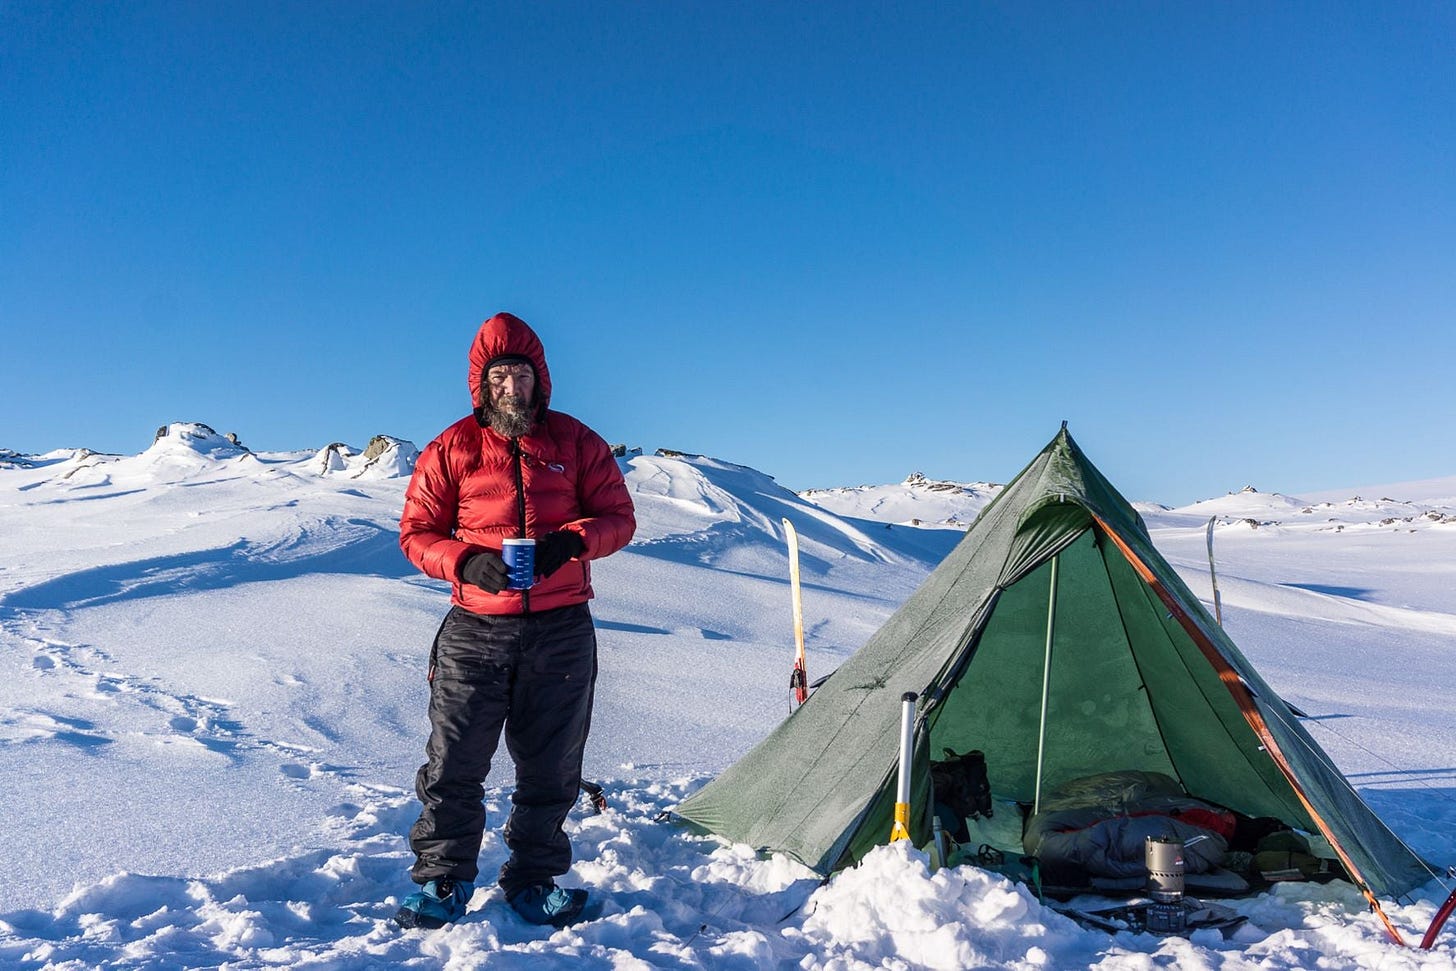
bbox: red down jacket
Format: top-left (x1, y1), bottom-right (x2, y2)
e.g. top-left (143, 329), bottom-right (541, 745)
top-left (399, 313), bottom-right (636, 615)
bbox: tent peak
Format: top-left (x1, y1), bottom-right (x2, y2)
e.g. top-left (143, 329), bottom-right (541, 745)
top-left (1049, 422), bottom-right (1077, 454)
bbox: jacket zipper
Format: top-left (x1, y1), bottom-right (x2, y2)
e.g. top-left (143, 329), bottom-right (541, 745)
top-left (511, 437), bottom-right (530, 614)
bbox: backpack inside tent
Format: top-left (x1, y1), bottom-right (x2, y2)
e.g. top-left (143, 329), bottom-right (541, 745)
top-left (675, 426), bottom-right (1432, 934)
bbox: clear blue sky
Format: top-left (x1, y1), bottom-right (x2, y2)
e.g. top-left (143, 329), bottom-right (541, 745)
top-left (3, 3), bottom-right (1452, 504)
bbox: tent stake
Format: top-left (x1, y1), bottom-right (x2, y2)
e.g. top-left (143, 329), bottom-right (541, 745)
top-left (1033, 554), bottom-right (1060, 817)
top-left (890, 691), bottom-right (918, 842)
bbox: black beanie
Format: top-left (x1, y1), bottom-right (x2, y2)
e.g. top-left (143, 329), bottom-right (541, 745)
top-left (483, 354), bottom-right (535, 376)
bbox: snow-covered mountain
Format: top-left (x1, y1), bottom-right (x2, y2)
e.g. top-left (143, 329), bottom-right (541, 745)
top-left (2, 425), bottom-right (1455, 969)
top-left (800, 471), bottom-right (1001, 528)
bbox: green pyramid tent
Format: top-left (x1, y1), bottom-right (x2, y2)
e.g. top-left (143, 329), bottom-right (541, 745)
top-left (676, 426), bottom-right (1430, 931)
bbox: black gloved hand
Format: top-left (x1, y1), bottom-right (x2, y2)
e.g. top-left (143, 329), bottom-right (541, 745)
top-left (535, 530), bottom-right (585, 579)
top-left (460, 550), bottom-right (509, 593)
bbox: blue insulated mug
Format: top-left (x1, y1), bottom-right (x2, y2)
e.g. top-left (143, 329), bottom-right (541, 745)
top-left (500, 538), bottom-right (536, 590)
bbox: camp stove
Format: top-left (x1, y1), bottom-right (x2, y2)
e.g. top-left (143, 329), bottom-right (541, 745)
top-left (1056, 836), bottom-right (1245, 937)
top-left (1144, 836), bottom-right (1187, 935)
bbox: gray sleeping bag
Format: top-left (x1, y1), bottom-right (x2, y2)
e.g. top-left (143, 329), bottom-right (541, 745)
top-left (1024, 771), bottom-right (1233, 879)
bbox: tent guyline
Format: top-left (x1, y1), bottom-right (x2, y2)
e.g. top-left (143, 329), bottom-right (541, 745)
top-left (1257, 687), bottom-right (1451, 893)
top-left (677, 425), bottom-right (1437, 947)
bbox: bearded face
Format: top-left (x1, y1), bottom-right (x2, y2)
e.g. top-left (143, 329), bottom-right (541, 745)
top-left (483, 362), bottom-right (537, 438)
top-left (487, 392), bottom-right (535, 437)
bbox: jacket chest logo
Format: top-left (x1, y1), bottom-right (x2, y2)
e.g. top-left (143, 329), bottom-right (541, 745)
top-left (520, 454), bottom-right (566, 475)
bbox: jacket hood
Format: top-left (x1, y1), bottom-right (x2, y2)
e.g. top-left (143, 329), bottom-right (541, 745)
top-left (468, 312), bottom-right (553, 420)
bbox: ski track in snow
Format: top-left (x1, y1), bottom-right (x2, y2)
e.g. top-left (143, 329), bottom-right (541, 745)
top-left (4, 615), bottom-right (345, 782)
top-left (3, 433), bottom-right (1456, 968)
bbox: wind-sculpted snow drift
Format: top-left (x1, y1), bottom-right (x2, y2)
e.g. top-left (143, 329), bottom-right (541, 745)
top-left (1, 427), bottom-right (1455, 968)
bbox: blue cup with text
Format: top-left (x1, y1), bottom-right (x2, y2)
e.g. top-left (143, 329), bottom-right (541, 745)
top-left (501, 538), bottom-right (536, 590)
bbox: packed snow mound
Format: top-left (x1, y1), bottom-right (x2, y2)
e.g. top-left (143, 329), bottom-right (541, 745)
top-left (790, 841), bottom-right (1087, 968)
top-left (114, 422), bottom-right (258, 480)
top-left (310, 436), bottom-right (419, 479)
top-left (148, 422), bottom-right (250, 458)
top-left (800, 472), bottom-right (1001, 528)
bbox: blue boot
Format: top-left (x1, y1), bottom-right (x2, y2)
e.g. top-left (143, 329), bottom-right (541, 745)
top-left (394, 877), bottom-right (475, 929)
top-left (507, 883), bottom-right (589, 927)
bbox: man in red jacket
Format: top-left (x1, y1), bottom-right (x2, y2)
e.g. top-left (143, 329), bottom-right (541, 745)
top-left (393, 312), bottom-right (636, 930)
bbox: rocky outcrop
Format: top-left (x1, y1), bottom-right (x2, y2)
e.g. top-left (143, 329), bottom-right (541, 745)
top-left (147, 423), bottom-right (250, 458)
top-left (154, 422), bottom-right (219, 444)
top-left (360, 436), bottom-right (395, 462)
top-left (352, 435), bottom-right (419, 479)
top-left (314, 443), bottom-right (355, 474)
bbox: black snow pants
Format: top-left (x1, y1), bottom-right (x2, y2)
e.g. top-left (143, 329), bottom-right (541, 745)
top-left (408, 602), bottom-right (597, 894)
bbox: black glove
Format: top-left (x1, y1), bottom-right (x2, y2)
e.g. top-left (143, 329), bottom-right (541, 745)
top-left (460, 550), bottom-right (509, 593)
top-left (535, 530), bottom-right (585, 579)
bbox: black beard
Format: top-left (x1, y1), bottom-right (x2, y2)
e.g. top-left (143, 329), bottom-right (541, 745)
top-left (486, 396), bottom-right (535, 438)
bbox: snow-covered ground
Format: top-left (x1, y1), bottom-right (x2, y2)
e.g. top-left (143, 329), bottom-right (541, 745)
top-left (2, 423), bottom-right (1455, 969)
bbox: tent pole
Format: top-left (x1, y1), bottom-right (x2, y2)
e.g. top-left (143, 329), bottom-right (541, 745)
top-left (890, 691), bottom-right (918, 842)
top-left (1033, 554), bottom-right (1060, 817)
